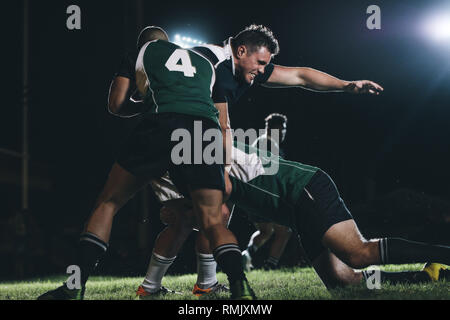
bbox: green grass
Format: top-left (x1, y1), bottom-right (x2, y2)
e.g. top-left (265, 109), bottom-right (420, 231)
top-left (0, 264), bottom-right (448, 300)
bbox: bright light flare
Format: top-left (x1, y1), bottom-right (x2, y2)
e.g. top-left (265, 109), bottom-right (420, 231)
top-left (423, 13), bottom-right (450, 42)
top-left (173, 33), bottom-right (206, 48)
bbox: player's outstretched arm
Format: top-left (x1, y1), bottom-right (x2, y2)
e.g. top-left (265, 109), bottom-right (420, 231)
top-left (264, 65), bottom-right (383, 95)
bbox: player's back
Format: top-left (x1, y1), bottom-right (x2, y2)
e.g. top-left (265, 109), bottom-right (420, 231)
top-left (136, 40), bottom-right (219, 124)
top-left (228, 142), bottom-right (319, 227)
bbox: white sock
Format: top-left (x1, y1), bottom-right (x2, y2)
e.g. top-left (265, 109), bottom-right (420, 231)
top-left (141, 252), bottom-right (176, 293)
top-left (196, 253), bottom-right (218, 289)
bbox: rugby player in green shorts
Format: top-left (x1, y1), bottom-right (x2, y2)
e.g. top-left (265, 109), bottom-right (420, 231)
top-left (140, 143), bottom-right (449, 295)
top-left (38, 26), bottom-right (254, 300)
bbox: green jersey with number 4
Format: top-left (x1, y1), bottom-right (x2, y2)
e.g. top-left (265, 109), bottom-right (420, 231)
top-left (136, 40), bottom-right (219, 125)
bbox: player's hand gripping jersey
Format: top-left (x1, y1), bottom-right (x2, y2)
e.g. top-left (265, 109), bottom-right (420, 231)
top-left (136, 40), bottom-right (219, 125)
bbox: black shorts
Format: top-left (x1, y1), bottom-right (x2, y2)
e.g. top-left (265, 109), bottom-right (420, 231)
top-left (294, 169), bottom-right (353, 262)
top-left (117, 113), bottom-right (225, 194)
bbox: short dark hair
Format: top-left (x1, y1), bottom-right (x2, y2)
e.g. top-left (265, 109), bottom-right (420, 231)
top-left (231, 24), bottom-right (280, 56)
top-left (265, 113), bottom-right (287, 128)
top-left (137, 26), bottom-right (169, 50)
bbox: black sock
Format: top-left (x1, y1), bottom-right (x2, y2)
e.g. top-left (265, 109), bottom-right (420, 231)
top-left (76, 232), bottom-right (108, 286)
top-left (247, 244), bottom-right (258, 257)
top-left (379, 238), bottom-right (450, 265)
top-left (264, 256), bottom-right (279, 269)
top-left (362, 269), bottom-right (430, 285)
top-left (213, 243), bottom-right (245, 284)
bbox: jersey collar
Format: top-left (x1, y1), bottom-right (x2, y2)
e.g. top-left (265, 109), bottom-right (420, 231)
top-left (223, 37), bottom-right (236, 76)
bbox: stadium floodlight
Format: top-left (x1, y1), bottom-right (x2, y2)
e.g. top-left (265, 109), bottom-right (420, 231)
top-left (173, 33), bottom-right (206, 48)
top-left (422, 12), bottom-right (450, 42)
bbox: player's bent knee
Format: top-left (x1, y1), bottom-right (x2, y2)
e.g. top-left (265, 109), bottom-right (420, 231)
top-left (201, 221), bottom-right (227, 237)
top-left (343, 246), bottom-right (374, 269)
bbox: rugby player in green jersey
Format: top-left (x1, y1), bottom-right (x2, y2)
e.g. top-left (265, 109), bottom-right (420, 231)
top-left (140, 143), bottom-right (449, 295)
top-left (38, 26), bottom-right (254, 300)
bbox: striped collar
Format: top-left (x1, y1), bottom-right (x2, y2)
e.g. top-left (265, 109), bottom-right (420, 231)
top-left (223, 37), bottom-right (235, 76)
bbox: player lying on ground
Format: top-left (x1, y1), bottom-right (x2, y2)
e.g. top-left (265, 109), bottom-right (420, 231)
top-left (137, 143), bottom-right (449, 297)
top-left (38, 26), bottom-right (254, 300)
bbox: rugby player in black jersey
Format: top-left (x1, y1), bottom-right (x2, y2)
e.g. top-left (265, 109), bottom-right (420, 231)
top-left (190, 24), bottom-right (383, 170)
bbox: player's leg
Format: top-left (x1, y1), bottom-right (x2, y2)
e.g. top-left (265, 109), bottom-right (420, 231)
top-left (80, 162), bottom-right (149, 281)
top-left (193, 204), bottom-right (231, 296)
top-left (38, 162), bottom-right (148, 300)
top-left (166, 114), bottom-right (254, 299)
top-left (264, 224), bottom-right (292, 269)
top-left (311, 250), bottom-right (362, 289)
top-left (250, 223), bottom-right (275, 250)
top-left (293, 219), bottom-right (362, 289)
top-left (75, 115), bottom-right (172, 294)
top-left (323, 219), bottom-right (450, 269)
top-left (136, 201), bottom-right (230, 297)
top-left (242, 222), bottom-right (274, 271)
top-left (311, 249), bottom-right (440, 290)
top-left (84, 162), bottom-right (148, 241)
top-left (321, 219), bottom-right (379, 269)
top-left (137, 206), bottom-right (194, 297)
top-left (297, 169), bottom-right (449, 290)
top-left (301, 169), bottom-right (450, 269)
top-left (190, 188), bottom-right (255, 299)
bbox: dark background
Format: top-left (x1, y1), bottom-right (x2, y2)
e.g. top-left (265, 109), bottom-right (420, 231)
top-left (1, 0), bottom-right (449, 280)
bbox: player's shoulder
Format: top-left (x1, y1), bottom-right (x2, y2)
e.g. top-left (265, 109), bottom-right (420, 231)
top-left (138, 40), bottom-right (185, 62)
top-left (142, 39), bottom-right (174, 51)
top-left (192, 38), bottom-right (232, 67)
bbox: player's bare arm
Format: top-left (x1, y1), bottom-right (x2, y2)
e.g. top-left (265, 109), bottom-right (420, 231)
top-left (214, 102), bottom-right (233, 202)
top-left (107, 76), bottom-right (130, 114)
top-left (215, 102), bottom-right (233, 166)
top-left (107, 76), bottom-right (146, 117)
top-left (264, 65), bottom-right (383, 95)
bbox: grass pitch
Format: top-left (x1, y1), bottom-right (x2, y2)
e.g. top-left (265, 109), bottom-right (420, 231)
top-left (0, 264), bottom-right (448, 300)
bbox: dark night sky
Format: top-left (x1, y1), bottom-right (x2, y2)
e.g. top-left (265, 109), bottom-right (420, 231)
top-left (2, 0), bottom-right (450, 219)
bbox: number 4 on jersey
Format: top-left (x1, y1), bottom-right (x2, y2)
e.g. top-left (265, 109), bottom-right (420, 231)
top-left (165, 49), bottom-right (197, 77)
